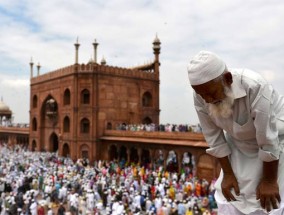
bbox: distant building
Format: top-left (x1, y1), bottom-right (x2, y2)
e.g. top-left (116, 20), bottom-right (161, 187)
top-left (0, 98), bottom-right (29, 147)
top-left (0, 98), bottom-right (12, 126)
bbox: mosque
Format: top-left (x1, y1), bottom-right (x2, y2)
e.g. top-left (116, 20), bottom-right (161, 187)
top-left (0, 36), bottom-right (220, 181)
top-left (0, 98), bottom-right (12, 126)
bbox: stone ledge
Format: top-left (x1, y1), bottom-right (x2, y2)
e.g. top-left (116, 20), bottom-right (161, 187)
top-left (103, 130), bottom-right (205, 141)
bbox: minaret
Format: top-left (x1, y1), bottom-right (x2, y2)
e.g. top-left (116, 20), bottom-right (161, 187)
top-left (30, 58), bottom-right (34, 78)
top-left (74, 37), bottom-right (80, 64)
top-left (152, 34), bottom-right (161, 63)
top-left (37, 62), bottom-right (41, 76)
top-left (92, 39), bottom-right (99, 63)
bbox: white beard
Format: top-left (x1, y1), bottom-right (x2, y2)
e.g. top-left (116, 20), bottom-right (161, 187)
top-left (208, 86), bottom-right (234, 119)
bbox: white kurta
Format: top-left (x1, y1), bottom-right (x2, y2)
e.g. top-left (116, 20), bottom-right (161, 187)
top-left (194, 69), bottom-right (284, 214)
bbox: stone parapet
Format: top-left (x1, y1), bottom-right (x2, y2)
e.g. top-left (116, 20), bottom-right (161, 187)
top-left (0, 126), bottom-right (29, 135)
top-left (31, 63), bottom-right (158, 85)
top-left (31, 65), bottom-right (75, 84)
top-left (103, 130), bottom-right (205, 141)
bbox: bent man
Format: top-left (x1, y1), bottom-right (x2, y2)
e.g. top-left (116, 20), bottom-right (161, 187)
top-left (187, 51), bottom-right (284, 215)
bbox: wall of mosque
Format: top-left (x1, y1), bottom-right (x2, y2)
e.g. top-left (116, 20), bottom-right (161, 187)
top-left (29, 62), bottom-right (160, 162)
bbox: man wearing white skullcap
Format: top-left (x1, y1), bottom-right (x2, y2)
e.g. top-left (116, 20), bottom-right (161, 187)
top-left (188, 51), bottom-right (284, 215)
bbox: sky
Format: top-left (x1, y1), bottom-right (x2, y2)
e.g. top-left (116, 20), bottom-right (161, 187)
top-left (1, 0), bottom-right (284, 124)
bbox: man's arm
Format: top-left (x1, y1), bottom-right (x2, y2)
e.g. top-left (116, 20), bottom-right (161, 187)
top-left (256, 160), bottom-right (281, 212)
top-left (218, 156), bottom-right (240, 201)
top-left (249, 84), bottom-right (282, 211)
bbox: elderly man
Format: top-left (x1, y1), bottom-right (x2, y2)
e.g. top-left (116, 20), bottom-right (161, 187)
top-left (187, 51), bottom-right (284, 215)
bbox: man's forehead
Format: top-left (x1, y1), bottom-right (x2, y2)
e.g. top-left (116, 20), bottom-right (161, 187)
top-left (192, 78), bottom-right (222, 93)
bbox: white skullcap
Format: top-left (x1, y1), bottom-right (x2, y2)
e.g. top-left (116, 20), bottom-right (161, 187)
top-left (188, 51), bottom-right (226, 85)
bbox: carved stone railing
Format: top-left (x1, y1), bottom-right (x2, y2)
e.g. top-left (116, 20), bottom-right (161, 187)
top-left (31, 63), bottom-right (159, 84)
top-left (0, 126), bottom-right (29, 135)
top-left (103, 130), bottom-right (205, 141)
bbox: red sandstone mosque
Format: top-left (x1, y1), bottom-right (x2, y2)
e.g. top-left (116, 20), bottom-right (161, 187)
top-left (0, 36), bottom-right (220, 181)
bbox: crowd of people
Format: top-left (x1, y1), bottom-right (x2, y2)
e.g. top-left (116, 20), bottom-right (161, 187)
top-left (115, 124), bottom-right (202, 133)
top-left (0, 143), bottom-right (217, 215)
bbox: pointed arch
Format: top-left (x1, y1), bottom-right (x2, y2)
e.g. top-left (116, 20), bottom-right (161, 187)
top-left (166, 150), bottom-right (178, 172)
top-left (154, 149), bottom-right (164, 167)
top-left (63, 88), bottom-right (71, 105)
top-left (81, 89), bottom-right (90, 104)
top-left (32, 95), bottom-right (38, 108)
top-left (43, 96), bottom-right (58, 125)
top-left (141, 149), bottom-right (151, 168)
top-left (142, 117), bottom-right (152, 124)
top-left (45, 97), bottom-right (58, 114)
top-left (109, 145), bottom-right (118, 160)
top-left (38, 95), bottom-right (58, 152)
top-left (142, 91), bottom-right (153, 107)
top-left (119, 146), bottom-right (128, 163)
top-left (31, 140), bottom-right (37, 152)
top-left (80, 118), bottom-right (90, 133)
top-left (80, 144), bottom-right (89, 159)
top-left (129, 147), bottom-right (139, 164)
top-left (62, 143), bottom-right (70, 157)
top-left (63, 116), bottom-right (70, 133)
top-left (32, 117), bottom-right (37, 131)
top-left (182, 151), bottom-right (194, 167)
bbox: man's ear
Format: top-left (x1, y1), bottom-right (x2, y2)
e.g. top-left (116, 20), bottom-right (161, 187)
top-left (223, 72), bottom-right (233, 86)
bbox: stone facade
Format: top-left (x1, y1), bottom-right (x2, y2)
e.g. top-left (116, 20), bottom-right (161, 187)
top-left (29, 37), bottom-right (161, 162)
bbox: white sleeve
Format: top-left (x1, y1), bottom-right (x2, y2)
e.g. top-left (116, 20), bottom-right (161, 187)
top-left (251, 84), bottom-right (280, 162)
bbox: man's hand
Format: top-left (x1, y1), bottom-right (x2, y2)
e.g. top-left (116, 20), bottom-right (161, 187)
top-left (256, 179), bottom-right (281, 212)
top-left (218, 156), bottom-right (240, 202)
top-left (257, 160), bottom-right (281, 212)
top-left (221, 173), bottom-right (240, 201)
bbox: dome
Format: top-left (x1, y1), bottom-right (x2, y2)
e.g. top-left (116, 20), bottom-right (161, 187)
top-left (153, 34), bottom-right (161, 44)
top-left (101, 56), bottom-right (106, 65)
top-left (0, 99), bottom-right (12, 115)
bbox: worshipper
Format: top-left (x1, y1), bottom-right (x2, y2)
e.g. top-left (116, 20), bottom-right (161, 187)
top-left (145, 197), bottom-right (152, 212)
top-left (187, 50), bottom-right (284, 214)
top-left (86, 189), bottom-right (95, 211)
top-left (177, 200), bottom-right (186, 215)
top-left (116, 201), bottom-right (125, 214)
top-left (47, 206), bottom-right (53, 215)
top-left (78, 196), bottom-right (87, 215)
top-left (134, 191), bottom-right (142, 210)
top-left (58, 185), bottom-right (67, 203)
top-left (192, 202), bottom-right (202, 215)
top-left (69, 192), bottom-right (79, 214)
top-left (148, 202), bottom-right (157, 214)
top-left (17, 208), bottom-right (23, 215)
top-left (37, 203), bottom-right (45, 215)
top-left (57, 202), bottom-right (66, 215)
top-left (202, 209), bottom-right (211, 215)
top-left (95, 199), bottom-right (104, 214)
top-left (0, 181), bottom-right (4, 195)
top-left (29, 199), bottom-right (37, 215)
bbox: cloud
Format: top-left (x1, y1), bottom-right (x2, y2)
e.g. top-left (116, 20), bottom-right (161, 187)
top-left (1, 0), bottom-right (284, 124)
top-left (1, 78), bottom-right (29, 88)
